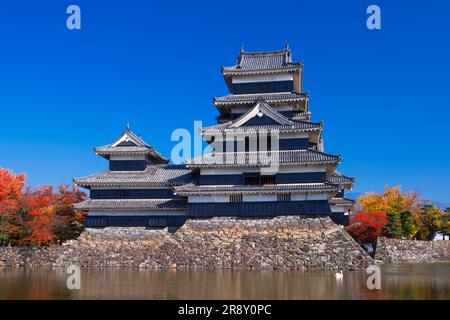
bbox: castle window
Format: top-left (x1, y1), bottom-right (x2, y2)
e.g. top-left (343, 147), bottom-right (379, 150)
top-left (230, 194), bottom-right (243, 203)
top-left (244, 175), bottom-right (276, 185)
top-left (277, 193), bottom-right (291, 202)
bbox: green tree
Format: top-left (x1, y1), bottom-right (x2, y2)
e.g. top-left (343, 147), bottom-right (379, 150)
top-left (383, 212), bottom-right (402, 238)
top-left (415, 204), bottom-right (446, 240)
top-left (400, 211), bottom-right (418, 239)
top-left (440, 208), bottom-right (450, 240)
top-left (0, 224), bottom-right (10, 245)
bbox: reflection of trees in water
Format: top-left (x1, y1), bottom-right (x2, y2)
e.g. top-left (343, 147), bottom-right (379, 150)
top-left (0, 267), bottom-right (72, 300)
top-left (0, 264), bottom-right (449, 299)
top-left (379, 264), bottom-right (450, 300)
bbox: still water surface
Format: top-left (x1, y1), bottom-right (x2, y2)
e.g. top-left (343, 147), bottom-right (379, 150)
top-left (0, 263), bottom-right (449, 300)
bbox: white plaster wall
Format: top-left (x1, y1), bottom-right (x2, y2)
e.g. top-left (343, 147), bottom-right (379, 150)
top-left (330, 207), bottom-right (350, 214)
top-left (230, 104), bottom-right (294, 114)
top-left (232, 74), bottom-right (293, 83)
top-left (279, 133), bottom-right (309, 139)
top-left (200, 166), bottom-right (326, 175)
top-left (188, 196), bottom-right (230, 203)
top-left (242, 194), bottom-right (277, 202)
top-left (109, 155), bottom-right (147, 161)
top-left (291, 193), bottom-right (328, 201)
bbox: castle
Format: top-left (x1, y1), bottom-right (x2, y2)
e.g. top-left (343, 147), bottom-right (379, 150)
top-left (74, 46), bottom-right (354, 231)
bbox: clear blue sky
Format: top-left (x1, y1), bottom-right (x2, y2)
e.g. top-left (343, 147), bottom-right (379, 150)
top-left (0, 1), bottom-right (449, 204)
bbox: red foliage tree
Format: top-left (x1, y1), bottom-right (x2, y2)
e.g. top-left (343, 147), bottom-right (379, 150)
top-left (0, 168), bottom-right (86, 246)
top-left (0, 169), bottom-right (26, 243)
top-left (345, 211), bottom-right (388, 245)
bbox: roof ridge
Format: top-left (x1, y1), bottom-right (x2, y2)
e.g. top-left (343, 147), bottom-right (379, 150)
top-left (240, 48), bottom-right (289, 56)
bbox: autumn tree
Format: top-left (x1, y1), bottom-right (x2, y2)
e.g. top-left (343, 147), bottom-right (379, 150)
top-left (414, 204), bottom-right (446, 241)
top-left (0, 169), bottom-right (26, 245)
top-left (358, 185), bottom-right (421, 215)
top-left (345, 211), bottom-right (387, 245)
top-left (0, 167), bottom-right (86, 246)
top-left (52, 185), bottom-right (86, 243)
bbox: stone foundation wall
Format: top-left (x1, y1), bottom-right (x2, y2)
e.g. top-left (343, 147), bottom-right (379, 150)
top-left (375, 237), bottom-right (450, 263)
top-left (0, 217), bottom-right (373, 270)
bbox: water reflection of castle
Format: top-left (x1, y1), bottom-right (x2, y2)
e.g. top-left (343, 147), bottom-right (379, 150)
top-left (74, 45), bottom-right (354, 230)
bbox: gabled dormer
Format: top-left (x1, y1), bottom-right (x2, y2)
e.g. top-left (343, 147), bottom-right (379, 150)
top-left (94, 127), bottom-right (168, 171)
top-left (230, 99), bottom-right (293, 127)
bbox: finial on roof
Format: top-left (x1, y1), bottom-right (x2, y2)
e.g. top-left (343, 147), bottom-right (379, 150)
top-left (240, 42), bottom-right (245, 53)
top-left (285, 41), bottom-right (290, 50)
top-left (126, 123), bottom-right (130, 131)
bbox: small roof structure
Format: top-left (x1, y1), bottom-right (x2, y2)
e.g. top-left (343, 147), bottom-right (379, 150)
top-left (329, 170), bottom-right (355, 189)
top-left (222, 46), bottom-right (301, 76)
top-left (230, 99), bottom-right (292, 127)
top-left (94, 127), bottom-right (169, 164)
top-left (202, 99), bottom-right (321, 135)
top-left (329, 197), bottom-right (355, 207)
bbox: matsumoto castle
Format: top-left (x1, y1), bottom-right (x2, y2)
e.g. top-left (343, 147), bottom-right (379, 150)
top-left (74, 46), bottom-right (355, 230)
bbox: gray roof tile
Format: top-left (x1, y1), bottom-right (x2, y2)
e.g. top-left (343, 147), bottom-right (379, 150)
top-left (175, 183), bottom-right (339, 196)
top-left (203, 99), bottom-right (321, 134)
top-left (202, 119), bottom-right (321, 134)
top-left (73, 199), bottom-right (186, 211)
top-left (329, 197), bottom-right (355, 206)
top-left (329, 171), bottom-right (355, 186)
top-left (186, 149), bottom-right (341, 168)
top-left (74, 165), bottom-right (192, 188)
top-left (214, 92), bottom-right (307, 106)
top-left (222, 48), bottom-right (301, 75)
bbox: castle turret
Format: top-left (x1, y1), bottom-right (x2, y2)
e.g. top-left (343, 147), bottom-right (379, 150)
top-left (73, 127), bottom-right (191, 230)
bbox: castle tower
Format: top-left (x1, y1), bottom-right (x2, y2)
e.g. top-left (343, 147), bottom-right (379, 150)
top-left (175, 46), bottom-right (354, 225)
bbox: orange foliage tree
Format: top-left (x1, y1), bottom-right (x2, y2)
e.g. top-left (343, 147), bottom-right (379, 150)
top-left (0, 168), bottom-right (86, 246)
top-left (357, 185), bottom-right (421, 215)
top-left (345, 211), bottom-right (388, 245)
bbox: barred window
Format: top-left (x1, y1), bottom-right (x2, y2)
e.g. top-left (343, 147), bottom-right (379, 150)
top-left (230, 194), bottom-right (243, 203)
top-left (244, 175), bottom-right (276, 185)
top-left (277, 193), bottom-right (291, 202)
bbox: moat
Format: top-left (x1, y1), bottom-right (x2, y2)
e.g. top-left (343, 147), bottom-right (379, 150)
top-left (0, 263), bottom-right (449, 300)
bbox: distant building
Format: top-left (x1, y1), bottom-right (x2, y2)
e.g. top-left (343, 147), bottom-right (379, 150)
top-left (74, 46), bottom-right (354, 229)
